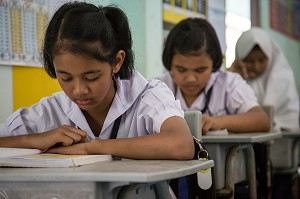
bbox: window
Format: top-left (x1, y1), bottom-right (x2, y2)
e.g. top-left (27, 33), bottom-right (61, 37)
top-left (225, 0), bottom-right (251, 68)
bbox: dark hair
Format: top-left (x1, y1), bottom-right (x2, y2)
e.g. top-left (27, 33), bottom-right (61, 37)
top-left (162, 18), bottom-right (223, 72)
top-left (42, 1), bottom-right (134, 79)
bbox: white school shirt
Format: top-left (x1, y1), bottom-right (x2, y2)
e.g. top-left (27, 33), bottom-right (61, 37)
top-left (0, 71), bottom-right (183, 140)
top-left (157, 70), bottom-right (258, 116)
top-left (235, 27), bottom-right (299, 131)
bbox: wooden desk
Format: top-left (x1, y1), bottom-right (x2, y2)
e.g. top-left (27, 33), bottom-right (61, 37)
top-left (202, 131), bottom-right (282, 199)
top-left (0, 159), bottom-right (214, 199)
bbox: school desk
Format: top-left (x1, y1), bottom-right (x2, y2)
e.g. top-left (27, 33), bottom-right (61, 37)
top-left (0, 159), bottom-right (214, 199)
top-left (202, 131), bottom-right (282, 199)
top-left (271, 130), bottom-right (300, 173)
top-left (270, 130), bottom-right (300, 197)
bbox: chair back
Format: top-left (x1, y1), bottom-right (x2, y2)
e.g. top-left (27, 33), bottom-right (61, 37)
top-left (262, 105), bottom-right (275, 132)
top-left (184, 111), bottom-right (202, 140)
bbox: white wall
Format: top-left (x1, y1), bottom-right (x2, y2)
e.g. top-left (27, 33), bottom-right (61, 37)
top-left (0, 66), bottom-right (13, 123)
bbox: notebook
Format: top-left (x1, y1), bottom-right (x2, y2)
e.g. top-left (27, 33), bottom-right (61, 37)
top-left (0, 147), bottom-right (42, 158)
top-left (0, 148), bottom-right (112, 168)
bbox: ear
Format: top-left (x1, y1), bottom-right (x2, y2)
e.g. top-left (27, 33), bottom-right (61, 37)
top-left (112, 50), bottom-right (125, 74)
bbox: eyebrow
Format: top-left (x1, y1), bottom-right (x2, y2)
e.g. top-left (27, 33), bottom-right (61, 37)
top-left (174, 65), bottom-right (207, 69)
top-left (56, 70), bottom-right (101, 75)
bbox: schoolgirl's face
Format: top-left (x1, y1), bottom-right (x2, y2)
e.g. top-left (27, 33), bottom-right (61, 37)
top-left (243, 48), bottom-right (268, 79)
top-left (53, 52), bottom-right (122, 113)
top-left (170, 53), bottom-right (213, 104)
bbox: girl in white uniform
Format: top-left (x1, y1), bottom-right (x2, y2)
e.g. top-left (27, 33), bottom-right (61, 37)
top-left (157, 18), bottom-right (270, 135)
top-left (229, 26), bottom-right (300, 199)
top-left (157, 18), bottom-right (270, 199)
top-left (230, 27), bottom-right (299, 132)
top-left (0, 2), bottom-right (194, 160)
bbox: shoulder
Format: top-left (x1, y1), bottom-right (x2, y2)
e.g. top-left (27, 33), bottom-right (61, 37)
top-left (28, 91), bottom-right (75, 115)
top-left (41, 92), bottom-right (73, 108)
top-left (130, 72), bottom-right (181, 112)
top-left (214, 70), bottom-right (248, 89)
top-left (143, 78), bottom-right (176, 102)
top-left (215, 70), bottom-right (244, 82)
top-left (153, 72), bottom-right (175, 93)
top-left (1, 91), bottom-right (74, 135)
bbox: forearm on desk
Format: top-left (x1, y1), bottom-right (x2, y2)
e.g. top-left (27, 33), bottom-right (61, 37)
top-left (87, 131), bottom-right (194, 160)
top-left (88, 116), bottom-right (195, 160)
top-left (0, 135), bottom-right (38, 149)
top-left (215, 107), bottom-right (270, 133)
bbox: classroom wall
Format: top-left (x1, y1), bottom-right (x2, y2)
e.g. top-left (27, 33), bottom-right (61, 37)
top-left (0, 65), bottom-right (62, 123)
top-left (90, 0), bottom-right (165, 78)
top-left (0, 66), bottom-right (13, 122)
top-left (1, 0), bottom-right (299, 123)
top-left (110, 0), bottom-right (164, 78)
top-left (259, 1), bottom-right (300, 96)
top-left (0, 0), bottom-right (163, 123)
top-left (12, 66), bottom-right (61, 110)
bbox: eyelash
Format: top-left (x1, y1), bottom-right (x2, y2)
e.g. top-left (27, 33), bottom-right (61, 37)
top-left (177, 69), bottom-right (186, 73)
top-left (177, 69), bottom-right (205, 73)
top-left (60, 77), bottom-right (99, 82)
top-left (85, 77), bottom-right (99, 81)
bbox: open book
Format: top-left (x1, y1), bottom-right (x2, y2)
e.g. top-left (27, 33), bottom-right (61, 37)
top-left (0, 148), bottom-right (112, 168)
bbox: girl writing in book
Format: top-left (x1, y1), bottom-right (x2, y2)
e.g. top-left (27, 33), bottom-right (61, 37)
top-left (0, 2), bottom-right (194, 160)
top-left (157, 18), bottom-right (270, 135)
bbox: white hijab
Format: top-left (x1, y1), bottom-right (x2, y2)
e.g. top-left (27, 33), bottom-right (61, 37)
top-left (235, 27), bottom-right (299, 131)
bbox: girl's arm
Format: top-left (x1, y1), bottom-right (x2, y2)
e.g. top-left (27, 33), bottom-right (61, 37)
top-left (0, 125), bottom-right (86, 150)
top-left (202, 106), bottom-right (270, 134)
top-left (47, 116), bottom-right (195, 160)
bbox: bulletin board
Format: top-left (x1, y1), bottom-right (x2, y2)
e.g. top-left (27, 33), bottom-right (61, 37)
top-left (163, 0), bottom-right (207, 41)
top-left (270, 0), bottom-right (300, 41)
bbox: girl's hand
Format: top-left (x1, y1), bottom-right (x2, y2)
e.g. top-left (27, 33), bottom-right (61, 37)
top-left (46, 142), bottom-right (89, 155)
top-left (202, 115), bottom-right (222, 135)
top-left (31, 125), bottom-right (86, 150)
top-left (228, 59), bottom-right (249, 79)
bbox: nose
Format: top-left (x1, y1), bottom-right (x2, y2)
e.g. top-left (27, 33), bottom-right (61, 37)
top-left (73, 79), bottom-right (88, 96)
top-left (253, 61), bottom-right (261, 70)
top-left (247, 61), bottom-right (259, 71)
top-left (185, 72), bottom-right (197, 82)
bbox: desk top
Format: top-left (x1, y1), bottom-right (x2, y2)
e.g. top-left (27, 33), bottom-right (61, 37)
top-left (202, 131), bottom-right (282, 143)
top-left (281, 131), bottom-right (300, 138)
top-left (0, 159), bottom-right (214, 183)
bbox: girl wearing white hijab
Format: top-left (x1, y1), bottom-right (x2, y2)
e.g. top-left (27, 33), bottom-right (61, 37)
top-left (230, 27), bottom-right (300, 199)
top-left (230, 27), bottom-right (299, 131)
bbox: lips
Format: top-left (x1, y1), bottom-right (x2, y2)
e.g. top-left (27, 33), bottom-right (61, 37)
top-left (76, 98), bottom-right (91, 106)
top-left (184, 85), bottom-right (199, 92)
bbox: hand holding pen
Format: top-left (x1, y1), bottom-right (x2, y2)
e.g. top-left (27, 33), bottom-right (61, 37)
top-left (29, 125), bottom-right (87, 151)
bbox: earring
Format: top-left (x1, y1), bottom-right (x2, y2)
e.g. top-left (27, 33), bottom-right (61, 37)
top-left (112, 73), bottom-right (116, 81)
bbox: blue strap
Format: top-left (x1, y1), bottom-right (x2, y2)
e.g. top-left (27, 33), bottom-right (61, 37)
top-left (178, 177), bottom-right (188, 199)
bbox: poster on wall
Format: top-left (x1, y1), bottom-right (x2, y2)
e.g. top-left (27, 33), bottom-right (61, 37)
top-left (270, 0), bottom-right (300, 41)
top-left (0, 0), bottom-right (73, 67)
top-left (0, 0), bottom-right (48, 66)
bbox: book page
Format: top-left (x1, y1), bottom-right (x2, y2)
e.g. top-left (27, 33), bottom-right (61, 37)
top-left (207, 129), bottom-right (228, 135)
top-left (0, 153), bottom-right (112, 168)
top-left (0, 147), bottom-right (41, 158)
